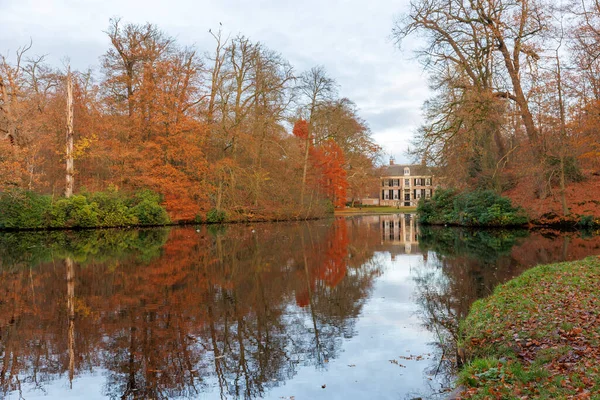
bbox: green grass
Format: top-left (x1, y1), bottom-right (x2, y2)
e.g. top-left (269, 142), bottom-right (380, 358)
top-left (458, 256), bottom-right (600, 398)
top-left (336, 206), bottom-right (417, 214)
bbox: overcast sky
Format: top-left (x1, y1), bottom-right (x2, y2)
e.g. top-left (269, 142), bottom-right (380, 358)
top-left (0, 0), bottom-right (430, 164)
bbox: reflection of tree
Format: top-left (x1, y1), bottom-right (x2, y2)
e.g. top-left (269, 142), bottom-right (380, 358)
top-left (0, 219), bottom-right (383, 399)
top-left (290, 218), bottom-right (381, 369)
top-left (418, 226), bottom-right (529, 264)
top-left (412, 226), bottom-right (600, 387)
top-left (0, 228), bottom-right (170, 269)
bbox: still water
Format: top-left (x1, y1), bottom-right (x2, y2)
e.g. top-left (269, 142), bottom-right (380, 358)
top-left (1, 215), bottom-right (600, 399)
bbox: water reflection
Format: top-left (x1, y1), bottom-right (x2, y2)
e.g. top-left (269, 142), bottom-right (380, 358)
top-left (0, 220), bottom-right (384, 399)
top-left (413, 226), bottom-right (600, 372)
top-left (1, 218), bottom-right (599, 399)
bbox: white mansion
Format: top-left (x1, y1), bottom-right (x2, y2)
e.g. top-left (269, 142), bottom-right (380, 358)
top-left (379, 160), bottom-right (435, 207)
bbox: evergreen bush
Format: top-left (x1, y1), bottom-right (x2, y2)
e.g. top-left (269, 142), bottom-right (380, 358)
top-left (417, 188), bottom-right (528, 227)
top-left (206, 208), bottom-right (227, 223)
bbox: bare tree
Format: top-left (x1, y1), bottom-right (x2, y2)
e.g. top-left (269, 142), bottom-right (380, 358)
top-left (297, 66), bottom-right (337, 205)
top-left (102, 18), bottom-right (174, 119)
top-left (394, 0), bottom-right (549, 149)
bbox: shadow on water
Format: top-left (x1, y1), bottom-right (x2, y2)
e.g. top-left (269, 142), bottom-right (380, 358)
top-left (1, 217), bottom-right (599, 399)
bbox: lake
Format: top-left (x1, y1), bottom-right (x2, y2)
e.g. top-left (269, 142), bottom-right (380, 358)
top-left (1, 215), bottom-right (599, 399)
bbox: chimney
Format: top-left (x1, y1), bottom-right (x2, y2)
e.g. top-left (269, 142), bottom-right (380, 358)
top-left (390, 156), bottom-right (395, 166)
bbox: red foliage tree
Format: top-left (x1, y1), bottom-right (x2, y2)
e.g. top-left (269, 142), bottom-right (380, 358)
top-left (292, 119), bottom-right (309, 140)
top-left (310, 139), bottom-right (348, 208)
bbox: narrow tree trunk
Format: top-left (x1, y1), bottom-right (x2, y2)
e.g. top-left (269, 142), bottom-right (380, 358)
top-left (300, 133), bottom-right (310, 206)
top-left (65, 69), bottom-right (74, 198)
top-left (556, 51), bottom-right (569, 216)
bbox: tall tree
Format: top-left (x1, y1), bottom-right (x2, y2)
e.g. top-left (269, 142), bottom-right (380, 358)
top-left (65, 66), bottom-right (74, 198)
top-left (297, 66), bottom-right (337, 206)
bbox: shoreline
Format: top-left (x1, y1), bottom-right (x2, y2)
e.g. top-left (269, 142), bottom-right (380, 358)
top-left (3, 210), bottom-right (600, 232)
top-left (0, 214), bottom-right (332, 233)
top-left (454, 256), bottom-right (600, 398)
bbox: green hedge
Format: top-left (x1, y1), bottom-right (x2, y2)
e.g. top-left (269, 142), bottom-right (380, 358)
top-left (0, 188), bottom-right (170, 229)
top-left (417, 189), bottom-right (528, 227)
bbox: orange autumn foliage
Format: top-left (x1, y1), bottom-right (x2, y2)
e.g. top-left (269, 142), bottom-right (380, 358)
top-left (310, 140), bottom-right (348, 208)
top-left (292, 119), bottom-right (309, 140)
top-left (316, 218), bottom-right (349, 287)
top-left (1, 20), bottom-right (379, 223)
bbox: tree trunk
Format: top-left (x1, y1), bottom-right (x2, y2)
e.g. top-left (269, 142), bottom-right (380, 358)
top-left (65, 69), bottom-right (74, 198)
top-left (300, 133), bottom-right (311, 206)
top-left (556, 53), bottom-right (569, 216)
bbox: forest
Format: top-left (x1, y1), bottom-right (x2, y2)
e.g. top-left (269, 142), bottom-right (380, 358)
top-left (0, 18), bottom-right (381, 223)
top-left (394, 0), bottom-right (600, 223)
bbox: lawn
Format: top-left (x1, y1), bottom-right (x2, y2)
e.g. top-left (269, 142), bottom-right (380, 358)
top-left (458, 256), bottom-right (600, 399)
top-left (335, 206), bottom-right (417, 215)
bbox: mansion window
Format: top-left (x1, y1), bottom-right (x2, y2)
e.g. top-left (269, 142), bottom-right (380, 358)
top-left (404, 178), bottom-right (410, 186)
top-left (404, 168), bottom-right (410, 175)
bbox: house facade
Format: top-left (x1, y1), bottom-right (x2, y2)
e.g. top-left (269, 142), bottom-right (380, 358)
top-left (379, 161), bottom-right (435, 207)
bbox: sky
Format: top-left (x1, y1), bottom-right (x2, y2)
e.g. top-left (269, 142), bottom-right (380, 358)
top-left (0, 0), bottom-right (431, 164)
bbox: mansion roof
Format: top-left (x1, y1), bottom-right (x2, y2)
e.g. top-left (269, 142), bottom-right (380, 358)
top-left (381, 164), bottom-right (433, 177)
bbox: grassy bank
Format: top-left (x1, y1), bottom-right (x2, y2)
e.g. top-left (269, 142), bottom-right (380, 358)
top-left (457, 256), bottom-right (600, 398)
top-left (335, 206), bottom-right (416, 215)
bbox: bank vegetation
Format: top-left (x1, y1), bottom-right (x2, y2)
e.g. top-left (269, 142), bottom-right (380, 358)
top-left (1, 19), bottom-right (381, 227)
top-left (394, 0), bottom-right (600, 224)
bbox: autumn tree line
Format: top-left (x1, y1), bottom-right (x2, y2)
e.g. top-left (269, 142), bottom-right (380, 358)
top-left (0, 19), bottom-right (380, 223)
top-left (395, 0), bottom-right (600, 218)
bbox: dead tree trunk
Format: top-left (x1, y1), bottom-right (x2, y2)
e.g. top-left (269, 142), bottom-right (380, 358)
top-left (65, 68), bottom-right (74, 198)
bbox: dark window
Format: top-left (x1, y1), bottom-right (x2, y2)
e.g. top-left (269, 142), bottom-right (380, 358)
top-left (381, 190), bottom-right (384, 199)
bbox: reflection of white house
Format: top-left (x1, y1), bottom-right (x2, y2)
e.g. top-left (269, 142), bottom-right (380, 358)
top-left (380, 214), bottom-right (419, 254)
top-left (380, 159), bottom-right (435, 207)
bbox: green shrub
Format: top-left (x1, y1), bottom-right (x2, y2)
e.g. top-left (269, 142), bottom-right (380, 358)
top-left (130, 189), bottom-right (170, 225)
top-left (0, 188), bottom-right (170, 230)
top-left (132, 200), bottom-right (170, 225)
top-left (49, 195), bottom-right (99, 227)
top-left (0, 190), bottom-right (52, 229)
top-left (206, 208), bottom-right (227, 223)
top-left (418, 188), bottom-right (528, 227)
top-left (577, 214), bottom-right (598, 228)
top-left (86, 189), bottom-right (138, 227)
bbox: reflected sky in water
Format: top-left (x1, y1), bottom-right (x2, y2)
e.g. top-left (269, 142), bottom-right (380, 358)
top-left (1, 215), bottom-right (599, 399)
